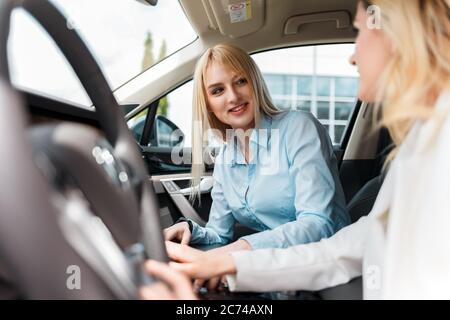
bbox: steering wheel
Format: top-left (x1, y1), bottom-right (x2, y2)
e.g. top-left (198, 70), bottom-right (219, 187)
top-left (0, 0), bottom-right (167, 299)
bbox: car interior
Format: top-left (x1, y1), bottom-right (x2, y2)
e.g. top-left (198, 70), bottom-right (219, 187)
top-left (0, 0), bottom-right (393, 299)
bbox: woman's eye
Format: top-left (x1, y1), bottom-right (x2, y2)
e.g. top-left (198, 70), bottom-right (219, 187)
top-left (236, 78), bottom-right (247, 85)
top-left (211, 88), bottom-right (223, 95)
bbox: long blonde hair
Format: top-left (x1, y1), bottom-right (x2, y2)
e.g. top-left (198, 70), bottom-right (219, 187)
top-left (363, 0), bottom-right (450, 161)
top-left (190, 44), bottom-right (280, 201)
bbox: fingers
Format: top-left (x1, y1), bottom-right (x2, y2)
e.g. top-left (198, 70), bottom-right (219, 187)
top-left (169, 251), bottom-right (227, 281)
top-left (220, 275), bottom-right (229, 287)
top-left (165, 241), bottom-right (203, 262)
top-left (145, 260), bottom-right (197, 300)
top-left (169, 261), bottom-right (196, 277)
top-left (165, 241), bottom-right (188, 262)
top-left (170, 260), bottom-right (222, 293)
top-left (164, 223), bottom-right (191, 244)
top-left (207, 276), bottom-right (221, 291)
top-left (145, 261), bottom-right (192, 291)
top-left (180, 230), bottom-right (191, 245)
top-left (145, 260), bottom-right (187, 286)
top-left (193, 278), bottom-right (205, 292)
top-left (140, 282), bottom-right (173, 300)
top-left (163, 226), bottom-right (178, 241)
top-left (192, 277), bottom-right (220, 292)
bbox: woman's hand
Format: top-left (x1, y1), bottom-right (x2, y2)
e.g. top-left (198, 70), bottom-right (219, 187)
top-left (163, 222), bottom-right (191, 244)
top-left (140, 260), bottom-right (197, 300)
top-left (165, 241), bottom-right (220, 290)
top-left (165, 240), bottom-right (241, 290)
top-left (170, 250), bottom-right (237, 281)
top-left (189, 239), bottom-right (251, 290)
top-left (165, 240), bottom-right (205, 262)
top-left (193, 275), bottom-right (228, 292)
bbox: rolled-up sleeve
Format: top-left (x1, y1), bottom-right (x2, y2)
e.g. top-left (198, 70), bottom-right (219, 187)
top-left (241, 113), bottom-right (346, 249)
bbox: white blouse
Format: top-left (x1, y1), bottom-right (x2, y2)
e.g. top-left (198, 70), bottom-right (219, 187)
top-left (227, 92), bottom-right (450, 299)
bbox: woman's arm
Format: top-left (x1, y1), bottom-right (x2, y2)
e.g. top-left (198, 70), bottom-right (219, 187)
top-left (228, 216), bottom-right (368, 292)
top-left (169, 216), bottom-right (369, 293)
top-left (189, 175), bottom-right (237, 246)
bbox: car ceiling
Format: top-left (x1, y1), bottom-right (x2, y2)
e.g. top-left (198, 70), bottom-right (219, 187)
top-left (183, 0), bottom-right (358, 51)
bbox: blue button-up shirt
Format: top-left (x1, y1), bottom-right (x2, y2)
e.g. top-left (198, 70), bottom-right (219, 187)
top-left (190, 110), bottom-right (350, 249)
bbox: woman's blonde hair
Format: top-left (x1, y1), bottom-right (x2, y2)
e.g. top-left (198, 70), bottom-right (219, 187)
top-left (190, 44), bottom-right (280, 201)
top-left (363, 0), bottom-right (450, 161)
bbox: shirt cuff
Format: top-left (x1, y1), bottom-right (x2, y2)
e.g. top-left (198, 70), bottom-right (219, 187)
top-left (189, 220), bottom-right (202, 244)
top-left (225, 274), bottom-right (238, 292)
top-left (225, 250), bottom-right (255, 292)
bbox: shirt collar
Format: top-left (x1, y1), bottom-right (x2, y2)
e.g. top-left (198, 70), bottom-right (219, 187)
top-left (248, 113), bottom-right (272, 149)
top-left (225, 114), bottom-right (273, 167)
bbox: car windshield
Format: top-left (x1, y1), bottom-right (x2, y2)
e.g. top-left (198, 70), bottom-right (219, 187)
top-left (8, 0), bottom-right (197, 107)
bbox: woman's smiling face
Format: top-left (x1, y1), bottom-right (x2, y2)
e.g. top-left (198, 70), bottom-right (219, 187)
top-left (204, 61), bottom-right (255, 131)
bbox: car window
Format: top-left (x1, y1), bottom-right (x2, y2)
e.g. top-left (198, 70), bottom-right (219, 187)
top-left (8, 0), bottom-right (197, 107)
top-left (128, 81), bottom-right (193, 148)
top-left (128, 109), bottom-right (148, 142)
top-left (252, 44), bottom-right (359, 145)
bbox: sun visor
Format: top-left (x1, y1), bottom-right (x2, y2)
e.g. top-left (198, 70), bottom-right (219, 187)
top-left (202, 0), bottom-right (265, 38)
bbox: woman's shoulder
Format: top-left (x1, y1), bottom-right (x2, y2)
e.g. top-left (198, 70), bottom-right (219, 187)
top-left (269, 110), bottom-right (332, 156)
top-left (270, 109), bottom-right (322, 132)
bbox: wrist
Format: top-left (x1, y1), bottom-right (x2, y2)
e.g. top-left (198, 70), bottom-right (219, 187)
top-left (207, 252), bottom-right (237, 276)
top-left (222, 253), bottom-right (237, 275)
top-left (175, 217), bottom-right (193, 233)
top-left (236, 239), bottom-right (252, 250)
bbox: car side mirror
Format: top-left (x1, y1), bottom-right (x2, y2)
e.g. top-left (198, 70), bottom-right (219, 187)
top-left (150, 115), bottom-right (184, 147)
top-left (134, 0), bottom-right (158, 6)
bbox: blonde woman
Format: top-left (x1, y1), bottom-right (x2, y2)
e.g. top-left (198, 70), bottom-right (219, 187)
top-left (145, 0), bottom-right (450, 299)
top-left (163, 45), bottom-right (350, 258)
